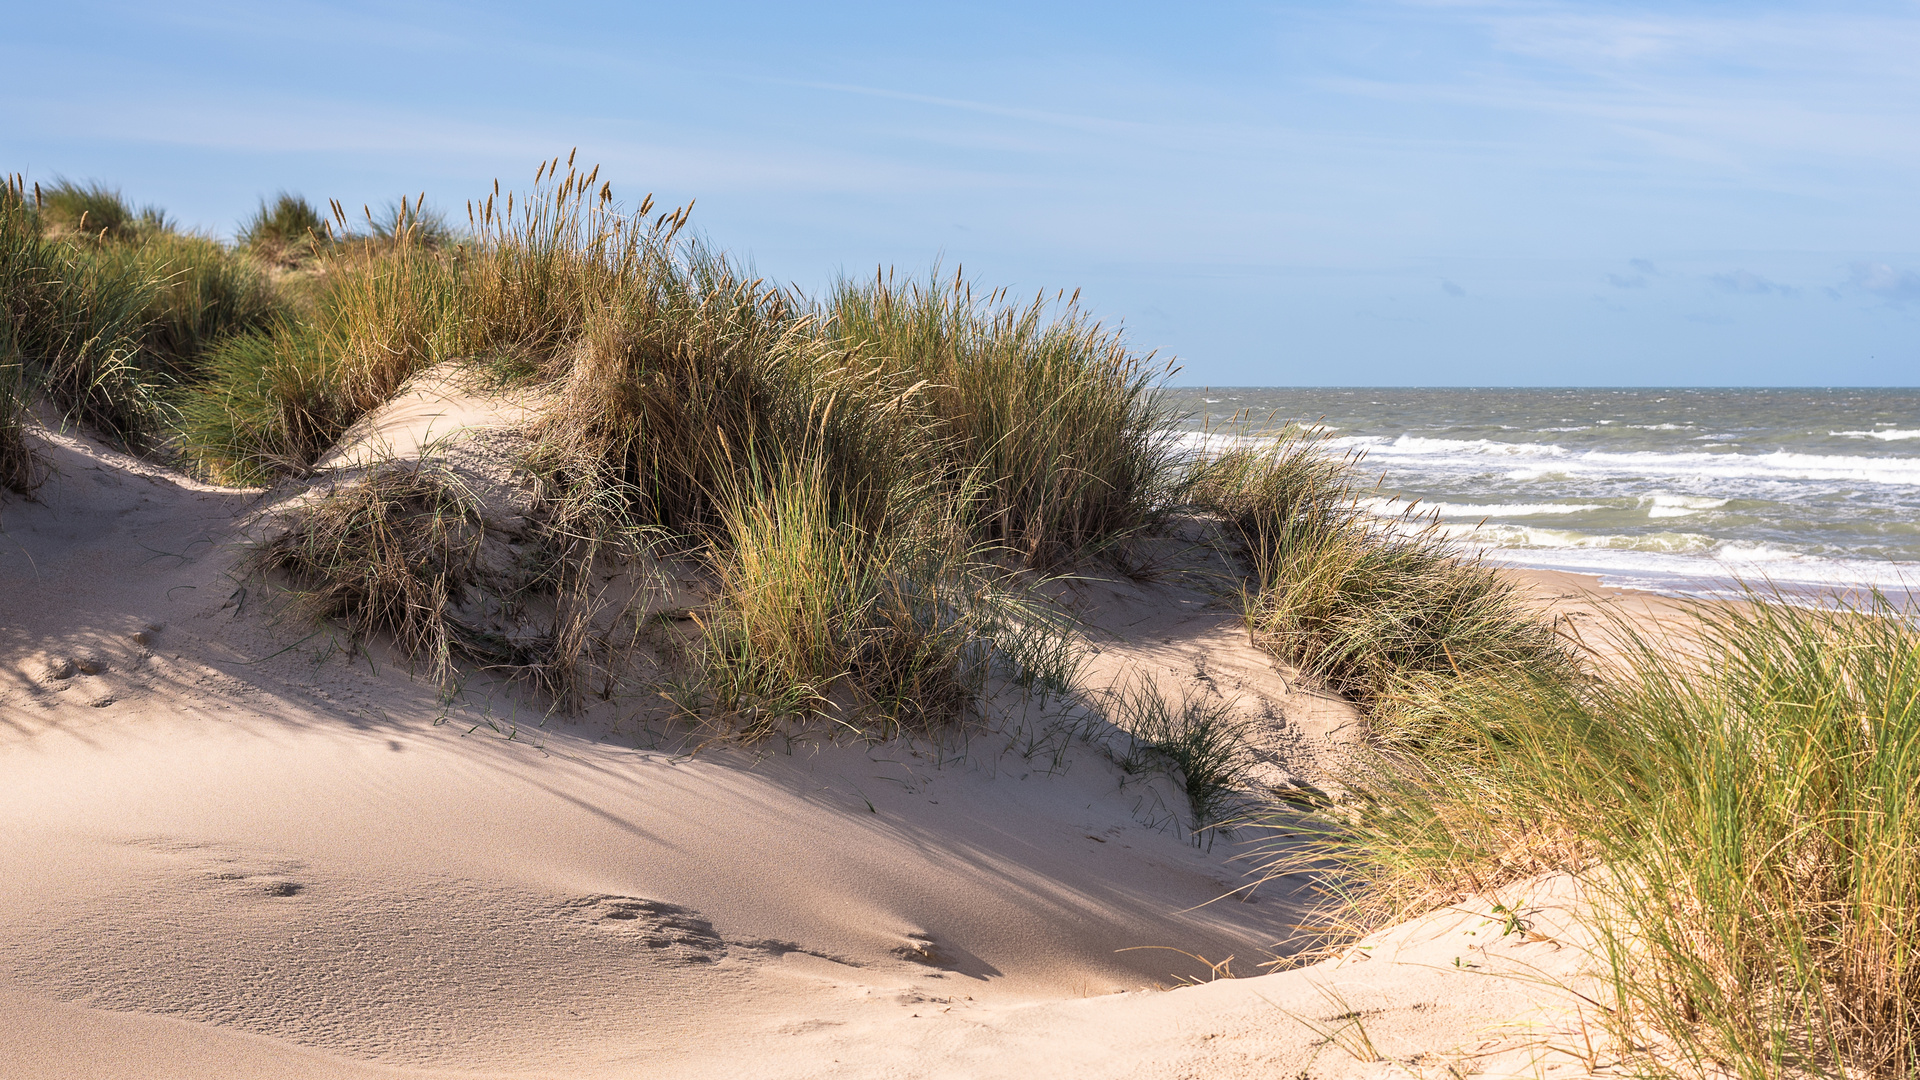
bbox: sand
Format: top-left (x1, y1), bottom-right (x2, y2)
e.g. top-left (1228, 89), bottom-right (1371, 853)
top-left (0, 396), bottom-right (1617, 1078)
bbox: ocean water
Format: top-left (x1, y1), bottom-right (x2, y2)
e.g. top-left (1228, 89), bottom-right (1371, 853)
top-left (1167, 388), bottom-right (1920, 599)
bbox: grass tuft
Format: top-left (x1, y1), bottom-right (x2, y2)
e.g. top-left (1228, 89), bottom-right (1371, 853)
top-left (1187, 425), bottom-right (1577, 724)
top-left (1109, 682), bottom-right (1252, 828)
top-left (1266, 591), bottom-right (1920, 1079)
top-left (240, 192), bottom-right (328, 266)
top-left (176, 323), bottom-right (350, 484)
top-left (0, 320), bottom-right (42, 501)
top-left (33, 179), bottom-right (166, 241)
top-left (250, 450), bottom-right (640, 709)
top-left (123, 230), bottom-right (284, 379)
top-left (693, 439), bottom-right (1062, 739)
top-left (251, 458), bottom-right (498, 685)
top-left (314, 223), bottom-right (463, 416)
top-left (1, 179), bottom-right (47, 492)
top-left (2, 175), bottom-right (283, 446)
top-left (825, 269), bottom-right (1178, 567)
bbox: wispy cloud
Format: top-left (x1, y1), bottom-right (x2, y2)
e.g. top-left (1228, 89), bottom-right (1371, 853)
top-left (1325, 2), bottom-right (1920, 178)
top-left (8, 89), bottom-right (1030, 199)
top-left (1710, 270), bottom-right (1795, 297)
top-left (1849, 261), bottom-right (1920, 306)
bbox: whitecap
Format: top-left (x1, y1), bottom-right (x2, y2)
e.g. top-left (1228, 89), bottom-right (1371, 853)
top-left (1407, 500), bottom-right (1606, 518)
top-left (1644, 495), bottom-right (1730, 518)
top-left (1832, 429), bottom-right (1920, 441)
top-left (1340, 436), bottom-right (1920, 487)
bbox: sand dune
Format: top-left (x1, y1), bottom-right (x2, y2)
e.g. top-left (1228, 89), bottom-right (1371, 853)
top-left (0, 406), bottom-right (1612, 1077)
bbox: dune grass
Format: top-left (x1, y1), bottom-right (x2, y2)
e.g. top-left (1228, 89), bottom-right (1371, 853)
top-left (1106, 682), bottom-right (1252, 828)
top-left (0, 176), bottom-right (285, 447)
top-left (32, 179), bottom-right (165, 241)
top-left (1197, 424), bottom-right (1918, 1078)
top-left (168, 158), bottom-right (1151, 735)
top-left (249, 448), bottom-right (644, 710)
top-left (176, 323), bottom-right (349, 485)
top-left (826, 270), bottom-right (1178, 567)
top-left (3, 211), bottom-right (168, 444)
top-left (1190, 421), bottom-right (1919, 1076)
top-left (177, 201), bottom-right (458, 481)
top-left (252, 458), bottom-right (501, 686)
top-left (1265, 594), bottom-right (1920, 1079)
top-left (316, 204), bottom-right (465, 417)
top-left (240, 193), bottom-right (327, 266)
top-left (698, 445), bottom-right (967, 733)
top-left (0, 180), bottom-right (44, 495)
top-left (1186, 425), bottom-right (1577, 727)
top-left (0, 323), bottom-right (39, 502)
top-left (121, 230), bottom-right (284, 380)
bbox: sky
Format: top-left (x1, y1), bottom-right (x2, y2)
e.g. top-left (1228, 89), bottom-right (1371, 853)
top-left (4, 0), bottom-right (1917, 386)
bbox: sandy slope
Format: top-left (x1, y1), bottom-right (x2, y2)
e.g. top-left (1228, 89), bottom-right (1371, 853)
top-left (0, 399), bottom-right (1613, 1078)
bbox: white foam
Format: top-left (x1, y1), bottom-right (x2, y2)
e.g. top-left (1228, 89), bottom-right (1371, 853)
top-left (1644, 494), bottom-right (1729, 518)
top-left (1163, 430), bottom-right (1256, 458)
top-left (1833, 429), bottom-right (1920, 441)
top-left (1336, 435), bottom-right (1920, 488)
top-left (1392, 499), bottom-right (1606, 518)
top-left (1483, 545), bottom-right (1919, 600)
top-left (1438, 522), bottom-right (1720, 555)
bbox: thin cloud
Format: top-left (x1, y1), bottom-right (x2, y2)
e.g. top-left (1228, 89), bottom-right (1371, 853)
top-left (1321, 4), bottom-right (1920, 175)
top-left (1849, 261), bottom-right (1920, 305)
top-left (784, 80), bottom-right (1145, 137)
top-left (1710, 270), bottom-right (1795, 297)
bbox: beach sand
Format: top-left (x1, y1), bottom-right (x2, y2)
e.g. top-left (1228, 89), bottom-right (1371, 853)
top-left (0, 392), bottom-right (1619, 1078)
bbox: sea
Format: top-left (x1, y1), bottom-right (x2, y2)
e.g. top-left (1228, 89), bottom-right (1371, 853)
top-left (1166, 388), bottom-right (1920, 601)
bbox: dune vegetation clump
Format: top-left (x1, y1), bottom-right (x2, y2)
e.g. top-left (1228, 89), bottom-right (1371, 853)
top-left (1185, 425), bottom-right (1578, 728)
top-left (6, 155), bottom-right (1151, 732)
top-left (0, 325), bottom-right (39, 501)
top-left (32, 178), bottom-right (168, 242)
top-left (1269, 594), bottom-right (1920, 1079)
top-left (239, 192), bottom-right (328, 268)
top-left (825, 272), bottom-right (1176, 567)
top-left (0, 180), bottom-right (45, 498)
top-left (249, 450), bottom-right (639, 711)
top-left (0, 174), bottom-right (285, 448)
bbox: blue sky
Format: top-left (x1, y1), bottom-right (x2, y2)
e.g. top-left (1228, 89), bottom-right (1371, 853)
top-left (4, 1), bottom-right (1917, 386)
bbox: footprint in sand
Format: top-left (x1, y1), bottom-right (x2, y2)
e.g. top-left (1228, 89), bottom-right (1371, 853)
top-left (892, 931), bottom-right (956, 968)
top-left (563, 894), bottom-right (728, 962)
top-left (125, 838), bottom-right (311, 899)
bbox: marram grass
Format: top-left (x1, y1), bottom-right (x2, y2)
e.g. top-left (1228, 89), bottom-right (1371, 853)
top-left (1, 175), bottom-right (284, 447)
top-left (1185, 424), bottom-right (1577, 725)
top-left (826, 269), bottom-right (1179, 567)
top-left (1263, 593), bottom-right (1920, 1079)
top-left (176, 158), bottom-right (1139, 738)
